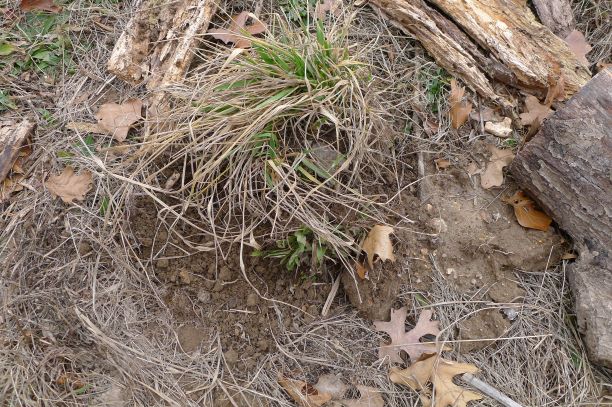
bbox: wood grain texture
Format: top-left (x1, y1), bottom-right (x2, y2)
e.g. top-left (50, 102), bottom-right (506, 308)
top-left (0, 119), bottom-right (35, 183)
top-left (532, 0), bottom-right (575, 37)
top-left (511, 69), bottom-right (612, 367)
top-left (369, 0), bottom-right (591, 104)
top-left (107, 0), bottom-right (217, 90)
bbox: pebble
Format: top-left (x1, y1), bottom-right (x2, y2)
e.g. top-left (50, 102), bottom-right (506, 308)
top-left (219, 266), bottom-right (233, 281)
top-left (78, 241), bottom-right (92, 255)
top-left (197, 289), bottom-right (211, 304)
top-left (224, 349), bottom-right (239, 367)
top-left (246, 293), bottom-right (259, 307)
top-left (212, 281), bottom-right (224, 292)
top-left (178, 269), bottom-right (192, 284)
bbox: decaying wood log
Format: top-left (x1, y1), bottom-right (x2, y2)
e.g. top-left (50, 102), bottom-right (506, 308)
top-left (531, 0), bottom-right (575, 38)
top-left (369, 0), bottom-right (591, 105)
top-left (0, 119), bottom-right (35, 183)
top-left (510, 68), bottom-right (612, 368)
top-left (108, 0), bottom-right (217, 92)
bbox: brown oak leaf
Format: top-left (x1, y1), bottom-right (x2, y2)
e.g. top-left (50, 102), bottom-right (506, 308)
top-left (374, 308), bottom-right (444, 364)
top-left (519, 95), bottom-right (553, 129)
top-left (45, 166), bottom-right (92, 203)
top-left (20, 0), bottom-right (61, 13)
top-left (449, 79), bottom-right (472, 129)
top-left (95, 99), bottom-right (142, 142)
top-left (315, 0), bottom-right (342, 19)
top-left (278, 376), bottom-right (332, 407)
top-left (209, 11), bottom-right (267, 49)
top-left (339, 385), bottom-right (384, 407)
top-left (390, 353), bottom-right (482, 407)
top-left (480, 144), bottom-right (514, 189)
top-left (503, 191), bottom-right (552, 231)
top-left (564, 30), bottom-right (592, 66)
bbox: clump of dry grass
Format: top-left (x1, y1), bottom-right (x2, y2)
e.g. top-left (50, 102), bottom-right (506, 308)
top-left (1, 1), bottom-right (610, 406)
top-left (572, 0), bottom-right (611, 64)
top-left (138, 12), bottom-right (400, 266)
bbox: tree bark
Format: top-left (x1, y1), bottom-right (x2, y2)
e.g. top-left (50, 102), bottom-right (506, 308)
top-left (107, 0), bottom-right (217, 91)
top-left (0, 119), bottom-right (34, 183)
top-left (369, 0), bottom-right (590, 105)
top-left (531, 0), bottom-right (575, 38)
top-left (510, 68), bottom-right (612, 368)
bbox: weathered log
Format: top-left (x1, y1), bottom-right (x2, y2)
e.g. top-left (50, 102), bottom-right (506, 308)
top-left (532, 0), bottom-right (575, 38)
top-left (510, 68), bottom-right (612, 368)
top-left (0, 119), bottom-right (35, 183)
top-left (369, 0), bottom-right (591, 105)
top-left (108, 0), bottom-right (217, 91)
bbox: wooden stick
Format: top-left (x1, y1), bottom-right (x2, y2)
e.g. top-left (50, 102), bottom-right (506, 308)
top-left (462, 373), bottom-right (524, 407)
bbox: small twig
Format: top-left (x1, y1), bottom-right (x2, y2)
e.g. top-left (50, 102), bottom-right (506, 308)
top-left (462, 373), bottom-right (525, 407)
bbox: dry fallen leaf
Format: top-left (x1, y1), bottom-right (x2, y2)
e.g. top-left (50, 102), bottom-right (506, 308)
top-left (45, 166), bottom-right (92, 203)
top-left (95, 99), bottom-right (142, 142)
top-left (278, 376), bottom-right (332, 407)
top-left (390, 353), bottom-right (482, 407)
top-left (430, 359), bottom-right (482, 407)
top-left (466, 161), bottom-right (482, 177)
top-left (360, 225), bottom-right (395, 269)
top-left (503, 191), bottom-right (552, 231)
top-left (20, 0), bottom-right (61, 13)
top-left (315, 0), bottom-right (342, 19)
top-left (0, 174), bottom-right (25, 202)
top-left (340, 385), bottom-right (384, 407)
top-left (389, 353), bottom-right (437, 391)
top-left (480, 144), bottom-right (514, 189)
top-left (564, 30), bottom-right (592, 66)
top-left (209, 11), bottom-right (267, 49)
top-left (449, 79), bottom-right (472, 129)
top-left (544, 76), bottom-right (565, 106)
top-left (374, 308), bottom-right (446, 364)
top-left (519, 95), bottom-right (553, 129)
top-left (434, 158), bottom-right (451, 170)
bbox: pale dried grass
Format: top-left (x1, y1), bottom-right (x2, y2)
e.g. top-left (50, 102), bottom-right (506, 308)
top-left (1, 0), bottom-right (609, 406)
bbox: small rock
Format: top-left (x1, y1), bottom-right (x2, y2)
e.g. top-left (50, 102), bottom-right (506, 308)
top-left (256, 339), bottom-right (269, 351)
top-left (197, 289), bottom-right (211, 304)
top-left (224, 349), bottom-right (239, 367)
top-left (428, 218), bottom-right (448, 233)
top-left (219, 266), bottom-right (233, 281)
top-left (246, 293), bottom-right (259, 307)
top-left (77, 241), bottom-right (92, 255)
top-left (484, 117), bottom-right (513, 138)
top-left (156, 259), bottom-right (169, 269)
top-left (212, 281), bottom-right (224, 292)
top-left (178, 269), bottom-right (192, 284)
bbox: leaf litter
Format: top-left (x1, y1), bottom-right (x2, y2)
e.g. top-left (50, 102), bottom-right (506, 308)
top-left (209, 11), bottom-right (267, 49)
top-left (45, 166), bottom-right (92, 203)
top-left (355, 224), bottom-right (395, 279)
top-left (95, 99), bottom-right (143, 142)
top-left (564, 30), bottom-right (592, 66)
top-left (449, 79), bottom-right (472, 129)
top-left (503, 190), bottom-right (552, 231)
top-left (374, 308), bottom-right (447, 364)
top-left (480, 144), bottom-right (514, 189)
top-left (20, 0), bottom-right (61, 13)
top-left (391, 353), bottom-right (482, 407)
